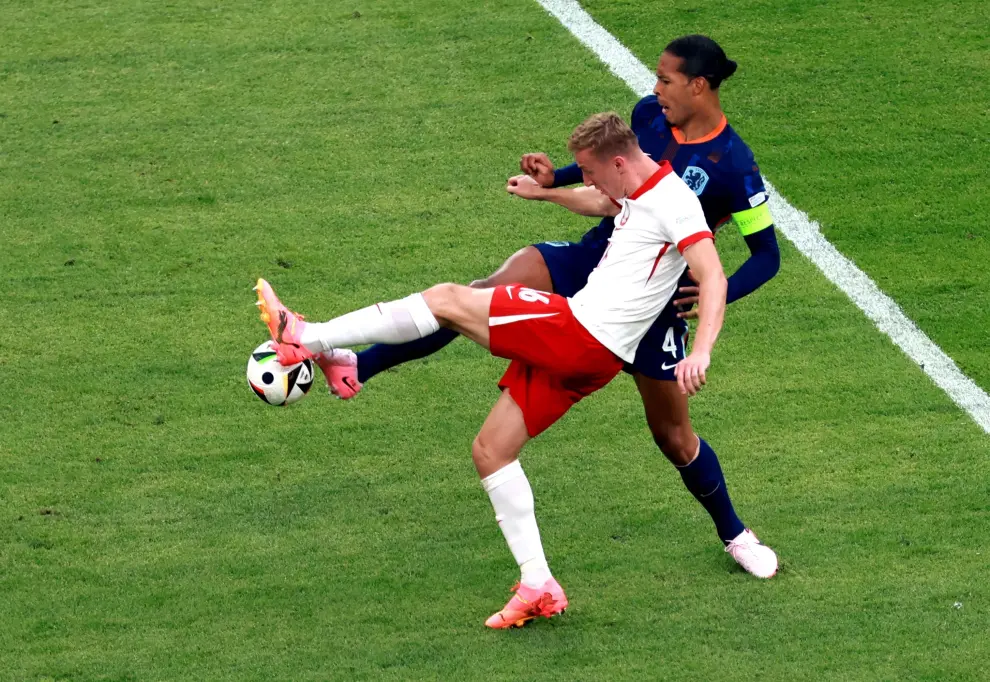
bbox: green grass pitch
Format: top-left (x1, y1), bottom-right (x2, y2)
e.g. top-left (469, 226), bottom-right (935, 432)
top-left (1, 0), bottom-right (988, 679)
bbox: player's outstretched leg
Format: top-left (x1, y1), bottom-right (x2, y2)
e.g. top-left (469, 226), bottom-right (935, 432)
top-left (475, 390), bottom-right (568, 629)
top-left (329, 329), bottom-right (460, 397)
top-left (327, 246), bottom-right (554, 398)
top-left (634, 373), bottom-right (778, 578)
top-left (254, 279), bottom-right (496, 365)
top-left (356, 329), bottom-right (460, 384)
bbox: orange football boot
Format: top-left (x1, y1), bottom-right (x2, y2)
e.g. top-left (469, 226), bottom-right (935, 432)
top-left (254, 278), bottom-right (313, 365)
top-left (484, 578), bottom-right (568, 629)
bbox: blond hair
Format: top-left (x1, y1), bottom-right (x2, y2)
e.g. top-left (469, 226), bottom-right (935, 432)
top-left (567, 112), bottom-right (638, 159)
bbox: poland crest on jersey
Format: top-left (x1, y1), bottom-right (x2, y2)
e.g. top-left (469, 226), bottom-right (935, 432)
top-left (681, 166), bottom-right (709, 195)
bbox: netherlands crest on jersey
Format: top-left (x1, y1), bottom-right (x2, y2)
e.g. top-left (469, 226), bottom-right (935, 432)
top-left (681, 166), bottom-right (710, 195)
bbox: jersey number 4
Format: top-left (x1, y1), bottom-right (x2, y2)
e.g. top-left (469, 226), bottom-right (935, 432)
top-left (662, 326), bottom-right (678, 356)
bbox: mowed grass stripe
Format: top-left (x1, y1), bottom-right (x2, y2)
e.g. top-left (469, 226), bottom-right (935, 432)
top-left (1, 1), bottom-right (988, 680)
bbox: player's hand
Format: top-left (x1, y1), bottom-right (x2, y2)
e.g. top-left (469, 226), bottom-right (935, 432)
top-left (506, 174), bottom-right (547, 201)
top-left (520, 153), bottom-right (555, 187)
top-left (674, 350), bottom-right (710, 396)
top-left (674, 269), bottom-right (700, 319)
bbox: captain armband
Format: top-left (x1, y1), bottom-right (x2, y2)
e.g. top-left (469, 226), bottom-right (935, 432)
top-left (732, 202), bottom-right (774, 236)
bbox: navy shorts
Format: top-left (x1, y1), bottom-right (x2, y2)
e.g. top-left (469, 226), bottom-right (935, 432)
top-left (533, 221), bottom-right (612, 298)
top-left (533, 221), bottom-right (690, 382)
top-left (627, 303), bottom-right (689, 381)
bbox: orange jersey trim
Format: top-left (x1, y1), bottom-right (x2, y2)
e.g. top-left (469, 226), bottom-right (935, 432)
top-left (671, 115), bottom-right (728, 145)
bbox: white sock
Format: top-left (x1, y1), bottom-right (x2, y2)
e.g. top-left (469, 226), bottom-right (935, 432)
top-left (299, 292), bottom-right (440, 353)
top-left (481, 460), bottom-right (552, 589)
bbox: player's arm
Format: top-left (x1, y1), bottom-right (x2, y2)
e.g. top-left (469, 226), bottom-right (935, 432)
top-left (520, 96), bottom-right (652, 188)
top-left (518, 153), bottom-right (583, 188)
top-left (674, 219), bottom-right (779, 318)
top-left (725, 201), bottom-right (780, 303)
top-left (674, 189), bottom-right (780, 318)
top-left (506, 175), bottom-right (619, 217)
top-left (550, 162), bottom-right (583, 187)
top-left (674, 237), bottom-right (727, 396)
top-left (722, 165), bottom-right (781, 303)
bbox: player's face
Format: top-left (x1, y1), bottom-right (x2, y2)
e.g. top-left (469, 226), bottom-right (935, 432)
top-left (575, 148), bottom-right (623, 199)
top-left (654, 52), bottom-right (697, 127)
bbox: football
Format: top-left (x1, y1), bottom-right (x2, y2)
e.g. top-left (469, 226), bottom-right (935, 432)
top-left (246, 340), bottom-right (314, 406)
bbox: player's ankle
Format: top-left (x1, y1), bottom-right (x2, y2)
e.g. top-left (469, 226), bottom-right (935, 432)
top-left (520, 559), bottom-right (552, 589)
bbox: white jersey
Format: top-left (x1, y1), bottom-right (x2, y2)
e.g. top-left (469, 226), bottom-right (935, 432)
top-left (569, 162), bottom-right (713, 363)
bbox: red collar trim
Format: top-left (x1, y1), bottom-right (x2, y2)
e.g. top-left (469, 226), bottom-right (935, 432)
top-left (670, 115), bottom-right (728, 145)
top-left (628, 161), bottom-right (673, 200)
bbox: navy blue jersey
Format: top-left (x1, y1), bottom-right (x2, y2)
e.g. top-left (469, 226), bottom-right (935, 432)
top-left (537, 97), bottom-right (778, 380)
top-left (629, 95), bottom-right (771, 234)
top-left (557, 96), bottom-right (774, 242)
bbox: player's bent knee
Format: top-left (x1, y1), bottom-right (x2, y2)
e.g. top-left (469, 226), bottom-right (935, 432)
top-left (473, 431), bottom-right (518, 470)
top-left (422, 282), bottom-right (465, 319)
top-left (423, 282), bottom-right (458, 298)
top-left (471, 434), bottom-right (486, 462)
top-left (652, 427), bottom-right (698, 466)
top-left (472, 433), bottom-right (500, 472)
top-left (472, 246), bottom-right (551, 291)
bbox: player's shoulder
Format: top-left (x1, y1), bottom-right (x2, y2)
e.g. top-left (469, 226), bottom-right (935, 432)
top-left (640, 163), bottom-right (705, 209)
top-left (718, 122), bottom-right (761, 174)
top-left (715, 123), bottom-right (769, 211)
top-left (631, 95), bottom-right (664, 128)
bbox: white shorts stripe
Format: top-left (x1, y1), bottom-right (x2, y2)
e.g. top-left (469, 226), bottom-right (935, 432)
top-left (490, 313), bottom-right (560, 327)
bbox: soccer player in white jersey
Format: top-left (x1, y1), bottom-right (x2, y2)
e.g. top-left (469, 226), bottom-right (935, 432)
top-left (255, 112), bottom-right (733, 628)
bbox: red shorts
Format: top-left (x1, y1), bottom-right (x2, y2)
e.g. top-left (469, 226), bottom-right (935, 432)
top-left (488, 284), bottom-right (623, 437)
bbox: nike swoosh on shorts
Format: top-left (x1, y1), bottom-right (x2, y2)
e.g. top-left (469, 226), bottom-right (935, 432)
top-left (489, 313), bottom-right (560, 326)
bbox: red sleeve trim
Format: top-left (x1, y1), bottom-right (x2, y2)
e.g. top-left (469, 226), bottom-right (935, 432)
top-left (628, 161), bottom-right (674, 200)
top-left (676, 231), bottom-right (714, 254)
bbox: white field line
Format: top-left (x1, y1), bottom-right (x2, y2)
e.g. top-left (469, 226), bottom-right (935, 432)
top-left (535, 0), bottom-right (990, 434)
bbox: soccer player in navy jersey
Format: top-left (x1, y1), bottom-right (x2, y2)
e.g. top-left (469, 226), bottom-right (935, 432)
top-left (317, 35), bottom-right (779, 578)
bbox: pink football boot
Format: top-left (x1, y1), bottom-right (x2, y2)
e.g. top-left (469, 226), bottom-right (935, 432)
top-left (254, 278), bottom-right (313, 365)
top-left (314, 349), bottom-right (363, 399)
top-left (485, 578), bottom-right (568, 629)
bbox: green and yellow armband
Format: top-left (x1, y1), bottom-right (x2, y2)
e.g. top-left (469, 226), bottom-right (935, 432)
top-left (732, 202), bottom-right (773, 236)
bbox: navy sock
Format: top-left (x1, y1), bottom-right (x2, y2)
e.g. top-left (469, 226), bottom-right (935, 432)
top-left (356, 328), bottom-right (460, 383)
top-left (676, 438), bottom-right (745, 543)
